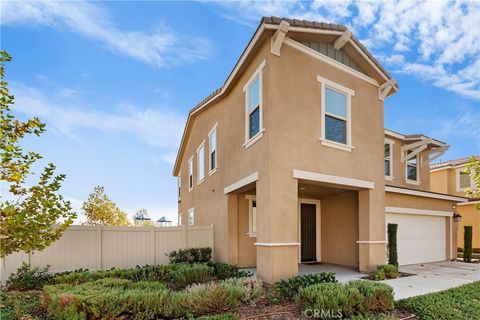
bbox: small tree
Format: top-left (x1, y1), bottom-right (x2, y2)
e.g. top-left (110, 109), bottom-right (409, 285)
top-left (387, 223), bottom-right (398, 266)
top-left (0, 51), bottom-right (76, 257)
top-left (82, 186), bottom-right (130, 226)
top-left (464, 156), bottom-right (480, 209)
top-left (464, 226), bottom-right (473, 263)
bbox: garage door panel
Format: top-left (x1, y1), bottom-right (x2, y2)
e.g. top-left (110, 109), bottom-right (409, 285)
top-left (386, 213), bottom-right (446, 266)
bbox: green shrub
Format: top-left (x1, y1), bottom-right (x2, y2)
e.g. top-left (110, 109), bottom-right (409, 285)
top-left (0, 290), bottom-right (44, 320)
top-left (193, 313), bottom-right (238, 320)
top-left (464, 226), bottom-right (473, 262)
top-left (295, 282), bottom-right (363, 319)
top-left (167, 263), bottom-right (212, 288)
top-left (208, 261), bottom-right (253, 280)
top-left (380, 265), bottom-right (399, 279)
top-left (6, 263), bottom-right (52, 291)
top-left (225, 278), bottom-right (263, 305)
top-left (166, 247), bottom-right (212, 264)
top-left (270, 272), bottom-right (337, 302)
top-left (387, 223), bottom-right (398, 266)
top-left (42, 277), bottom-right (259, 319)
top-left (346, 280), bottom-right (394, 313)
top-left (371, 269), bottom-right (385, 281)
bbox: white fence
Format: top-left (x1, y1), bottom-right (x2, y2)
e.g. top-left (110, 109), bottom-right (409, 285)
top-left (0, 224), bottom-right (214, 281)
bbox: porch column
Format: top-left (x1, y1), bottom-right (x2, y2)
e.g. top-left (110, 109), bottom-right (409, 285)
top-left (358, 189), bottom-right (386, 272)
top-left (256, 171), bottom-right (299, 283)
top-left (227, 194), bottom-right (239, 265)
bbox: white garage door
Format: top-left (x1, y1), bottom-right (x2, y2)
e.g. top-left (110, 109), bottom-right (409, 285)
top-left (386, 213), bottom-right (446, 266)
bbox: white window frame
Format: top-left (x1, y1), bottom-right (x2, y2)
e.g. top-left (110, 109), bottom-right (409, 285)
top-left (243, 60), bottom-right (266, 149)
top-left (178, 213), bottom-right (182, 226)
top-left (196, 141), bottom-right (205, 185)
top-left (384, 139), bottom-right (394, 180)
top-left (456, 167), bottom-right (473, 192)
top-left (188, 208), bottom-right (195, 226)
top-left (245, 195), bottom-right (257, 237)
top-left (188, 156), bottom-right (194, 191)
top-left (208, 124), bottom-right (218, 175)
top-left (178, 171), bottom-right (181, 200)
top-left (317, 75), bottom-right (355, 152)
top-left (405, 153), bottom-right (420, 185)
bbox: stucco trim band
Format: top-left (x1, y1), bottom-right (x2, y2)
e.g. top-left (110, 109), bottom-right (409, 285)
top-left (457, 201), bottom-right (480, 206)
top-left (254, 242), bottom-right (301, 246)
top-left (293, 169), bottom-right (375, 189)
top-left (224, 172), bottom-right (259, 194)
top-left (386, 206), bottom-right (453, 217)
top-left (385, 186), bottom-right (467, 202)
top-left (356, 240), bottom-right (386, 244)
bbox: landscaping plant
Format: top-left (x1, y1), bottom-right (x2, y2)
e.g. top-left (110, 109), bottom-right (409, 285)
top-left (5, 263), bottom-right (52, 291)
top-left (346, 280), bottom-right (394, 313)
top-left (208, 261), bottom-right (253, 280)
top-left (371, 264), bottom-right (398, 280)
top-left (0, 290), bottom-right (44, 320)
top-left (166, 247), bottom-right (212, 263)
top-left (464, 225), bottom-right (473, 262)
top-left (167, 263), bottom-right (212, 288)
top-left (387, 223), bottom-right (398, 266)
top-left (269, 272), bottom-right (336, 303)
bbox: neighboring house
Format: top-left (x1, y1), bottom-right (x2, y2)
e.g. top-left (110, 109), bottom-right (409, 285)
top-left (156, 216), bottom-right (173, 227)
top-left (172, 17), bottom-right (465, 283)
top-left (430, 157), bottom-right (479, 250)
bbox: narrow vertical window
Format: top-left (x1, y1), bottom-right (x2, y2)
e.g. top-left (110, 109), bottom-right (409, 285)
top-left (244, 60), bottom-right (265, 147)
top-left (324, 87), bottom-right (347, 144)
top-left (459, 171), bottom-right (471, 189)
top-left (197, 142), bottom-right (205, 183)
top-left (188, 157), bottom-right (193, 191)
top-left (406, 151), bottom-right (418, 183)
top-left (188, 208), bottom-right (195, 226)
top-left (178, 213), bottom-right (182, 226)
top-left (208, 125), bottom-right (217, 173)
top-left (246, 195), bottom-right (257, 237)
top-left (384, 141), bottom-right (393, 179)
top-left (178, 172), bottom-right (181, 200)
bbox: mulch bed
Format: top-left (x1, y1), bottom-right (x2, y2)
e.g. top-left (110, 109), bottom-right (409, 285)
top-left (235, 297), bottom-right (418, 319)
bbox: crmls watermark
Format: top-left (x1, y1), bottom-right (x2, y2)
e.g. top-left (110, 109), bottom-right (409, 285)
top-left (303, 308), bottom-right (343, 319)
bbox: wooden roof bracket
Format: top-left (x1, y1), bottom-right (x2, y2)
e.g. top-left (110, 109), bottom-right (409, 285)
top-left (379, 78), bottom-right (397, 101)
top-left (426, 145), bottom-right (450, 163)
top-left (271, 20), bottom-right (290, 56)
top-left (401, 138), bottom-right (432, 162)
top-left (333, 30), bottom-right (352, 50)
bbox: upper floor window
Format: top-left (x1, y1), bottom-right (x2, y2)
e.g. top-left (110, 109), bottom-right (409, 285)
top-left (188, 157), bottom-right (193, 191)
top-left (385, 140), bottom-right (394, 179)
top-left (318, 75), bottom-right (354, 152)
top-left (457, 168), bottom-right (472, 191)
top-left (406, 151), bottom-right (419, 184)
top-left (197, 142), bottom-right (205, 184)
top-left (244, 60), bottom-right (266, 148)
top-left (178, 172), bottom-right (181, 200)
top-left (208, 125), bottom-right (217, 174)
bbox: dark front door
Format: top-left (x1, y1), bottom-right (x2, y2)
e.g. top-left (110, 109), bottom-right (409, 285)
top-left (301, 203), bottom-right (317, 262)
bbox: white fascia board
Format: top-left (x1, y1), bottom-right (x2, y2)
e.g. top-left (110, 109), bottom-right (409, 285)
top-left (385, 186), bottom-right (467, 202)
top-left (224, 172), bottom-right (259, 194)
top-left (293, 169), bottom-right (374, 189)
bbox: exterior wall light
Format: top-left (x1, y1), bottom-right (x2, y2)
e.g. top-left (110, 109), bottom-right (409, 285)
top-left (453, 212), bottom-right (462, 223)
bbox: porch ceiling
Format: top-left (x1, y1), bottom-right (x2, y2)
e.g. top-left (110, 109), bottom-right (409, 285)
top-left (298, 182), bottom-right (352, 198)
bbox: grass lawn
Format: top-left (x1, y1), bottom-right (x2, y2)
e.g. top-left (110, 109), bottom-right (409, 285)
top-left (397, 281), bottom-right (480, 320)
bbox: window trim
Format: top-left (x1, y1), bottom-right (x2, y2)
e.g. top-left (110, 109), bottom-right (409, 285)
top-left (384, 139), bottom-right (394, 180)
top-left (196, 141), bottom-right (205, 185)
top-left (405, 153), bottom-right (420, 185)
top-left (208, 123), bottom-right (218, 175)
top-left (243, 60), bottom-right (266, 148)
top-left (317, 75), bottom-right (355, 152)
top-left (456, 167), bottom-right (473, 192)
top-left (188, 156), bottom-right (194, 191)
top-left (178, 213), bottom-right (182, 226)
top-left (187, 208), bottom-right (195, 226)
top-left (245, 195), bottom-right (257, 237)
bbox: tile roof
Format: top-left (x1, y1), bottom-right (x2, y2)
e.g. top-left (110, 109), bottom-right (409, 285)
top-left (430, 157), bottom-right (478, 170)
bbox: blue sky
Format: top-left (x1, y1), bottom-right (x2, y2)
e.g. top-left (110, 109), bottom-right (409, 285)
top-left (1, 1), bottom-right (479, 223)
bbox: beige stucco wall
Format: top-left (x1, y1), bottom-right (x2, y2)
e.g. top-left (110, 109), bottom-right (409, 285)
top-left (384, 135), bottom-right (431, 191)
top-left (320, 191), bottom-right (359, 267)
top-left (457, 203), bottom-right (480, 250)
top-left (430, 167), bottom-right (468, 197)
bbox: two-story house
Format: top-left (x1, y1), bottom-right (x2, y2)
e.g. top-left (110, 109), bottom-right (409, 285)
top-left (430, 157), bottom-right (479, 251)
top-left (173, 17), bottom-right (466, 283)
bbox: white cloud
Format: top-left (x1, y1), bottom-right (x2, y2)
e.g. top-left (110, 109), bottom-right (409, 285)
top-left (213, 0), bottom-right (480, 100)
top-left (11, 82), bottom-right (185, 149)
top-left (1, 0), bottom-right (213, 67)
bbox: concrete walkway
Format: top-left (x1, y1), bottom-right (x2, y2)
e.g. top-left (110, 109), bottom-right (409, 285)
top-left (381, 261), bottom-right (480, 300)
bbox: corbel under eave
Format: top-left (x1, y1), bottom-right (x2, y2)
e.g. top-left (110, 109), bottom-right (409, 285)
top-left (270, 21), bottom-right (290, 56)
top-left (401, 138), bottom-right (432, 162)
top-left (333, 30), bottom-right (352, 50)
top-left (379, 78), bottom-right (397, 100)
top-left (426, 145), bottom-right (450, 163)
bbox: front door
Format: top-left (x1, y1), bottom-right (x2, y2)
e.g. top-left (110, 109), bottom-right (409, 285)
top-left (301, 203), bottom-right (317, 262)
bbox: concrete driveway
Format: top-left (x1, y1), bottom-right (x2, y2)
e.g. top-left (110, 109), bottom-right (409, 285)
top-left (381, 261), bottom-right (480, 300)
